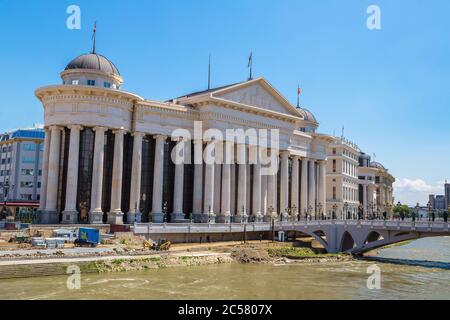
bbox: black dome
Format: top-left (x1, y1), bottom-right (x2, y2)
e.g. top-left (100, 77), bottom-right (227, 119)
top-left (65, 53), bottom-right (120, 75)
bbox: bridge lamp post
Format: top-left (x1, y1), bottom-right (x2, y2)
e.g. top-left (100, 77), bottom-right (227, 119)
top-left (343, 202), bottom-right (349, 220)
top-left (427, 201), bottom-right (432, 222)
top-left (317, 203), bottom-right (323, 220)
top-left (307, 205), bottom-right (313, 221)
top-left (332, 204), bottom-right (337, 220)
top-left (415, 203), bottom-right (420, 221)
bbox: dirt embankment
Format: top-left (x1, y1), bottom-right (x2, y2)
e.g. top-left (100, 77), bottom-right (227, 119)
top-left (229, 245), bottom-right (354, 264)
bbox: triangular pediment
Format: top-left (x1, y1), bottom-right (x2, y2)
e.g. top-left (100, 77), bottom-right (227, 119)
top-left (212, 78), bottom-right (302, 117)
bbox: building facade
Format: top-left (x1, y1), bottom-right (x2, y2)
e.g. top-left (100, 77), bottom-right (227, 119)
top-left (358, 154), bottom-right (395, 218)
top-left (35, 51), bottom-right (331, 225)
top-left (325, 136), bottom-right (361, 219)
top-left (0, 127), bottom-right (44, 219)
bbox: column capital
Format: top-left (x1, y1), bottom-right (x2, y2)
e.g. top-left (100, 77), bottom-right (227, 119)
top-left (292, 155), bottom-right (300, 161)
top-left (154, 134), bottom-right (168, 142)
top-left (68, 124), bottom-right (83, 131)
top-left (49, 125), bottom-right (63, 132)
top-left (280, 150), bottom-right (290, 158)
top-left (93, 126), bottom-right (108, 133)
top-left (132, 131), bottom-right (145, 138)
top-left (112, 128), bottom-right (126, 135)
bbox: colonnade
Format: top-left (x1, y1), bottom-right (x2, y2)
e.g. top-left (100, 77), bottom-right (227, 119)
top-left (39, 126), bottom-right (327, 224)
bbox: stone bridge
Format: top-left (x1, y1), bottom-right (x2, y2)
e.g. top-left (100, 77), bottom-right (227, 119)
top-left (133, 220), bottom-right (450, 254)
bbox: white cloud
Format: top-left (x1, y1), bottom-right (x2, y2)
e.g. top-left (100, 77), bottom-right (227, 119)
top-left (394, 178), bottom-right (442, 193)
top-left (393, 178), bottom-right (444, 206)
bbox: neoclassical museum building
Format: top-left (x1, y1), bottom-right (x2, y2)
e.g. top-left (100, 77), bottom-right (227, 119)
top-left (35, 50), bottom-right (332, 225)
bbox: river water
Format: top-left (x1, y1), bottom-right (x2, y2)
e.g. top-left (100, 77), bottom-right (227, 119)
top-left (0, 237), bottom-right (449, 300)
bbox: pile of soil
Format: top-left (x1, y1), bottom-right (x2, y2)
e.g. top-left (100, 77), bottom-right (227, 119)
top-left (230, 246), bottom-right (272, 264)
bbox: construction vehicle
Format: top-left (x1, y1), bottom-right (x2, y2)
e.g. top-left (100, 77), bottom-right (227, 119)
top-left (143, 239), bottom-right (171, 251)
top-left (74, 228), bottom-right (100, 247)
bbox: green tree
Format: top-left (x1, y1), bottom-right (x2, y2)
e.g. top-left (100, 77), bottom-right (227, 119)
top-left (393, 204), bottom-right (412, 219)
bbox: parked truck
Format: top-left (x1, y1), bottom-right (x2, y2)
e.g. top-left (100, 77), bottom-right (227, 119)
top-left (74, 228), bottom-right (100, 247)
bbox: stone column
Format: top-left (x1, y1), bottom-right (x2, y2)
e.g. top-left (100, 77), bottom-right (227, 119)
top-left (266, 150), bottom-right (278, 221)
top-left (261, 172), bottom-right (268, 217)
top-left (203, 140), bottom-right (216, 223)
top-left (235, 143), bottom-right (248, 222)
top-left (291, 156), bottom-right (300, 221)
top-left (308, 159), bottom-right (316, 218)
top-left (89, 126), bottom-right (107, 224)
top-left (43, 126), bottom-right (62, 224)
top-left (280, 151), bottom-right (289, 220)
top-left (62, 125), bottom-right (82, 224)
top-left (318, 160), bottom-right (327, 219)
top-left (107, 129), bottom-right (125, 225)
top-left (230, 163), bottom-right (236, 218)
top-left (363, 184), bottom-right (368, 218)
top-left (171, 138), bottom-right (186, 223)
top-left (252, 146), bottom-right (262, 222)
top-left (38, 127), bottom-right (51, 211)
top-left (151, 135), bottom-right (166, 223)
top-left (192, 140), bottom-right (203, 223)
top-left (300, 158), bottom-right (308, 220)
top-left (127, 132), bottom-right (144, 224)
top-left (219, 141), bottom-right (232, 223)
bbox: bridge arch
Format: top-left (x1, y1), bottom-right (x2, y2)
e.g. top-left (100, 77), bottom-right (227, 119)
top-left (340, 231), bottom-right (357, 252)
top-left (364, 231), bottom-right (384, 244)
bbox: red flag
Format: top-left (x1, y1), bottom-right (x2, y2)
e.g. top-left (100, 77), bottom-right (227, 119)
top-left (298, 84), bottom-right (301, 95)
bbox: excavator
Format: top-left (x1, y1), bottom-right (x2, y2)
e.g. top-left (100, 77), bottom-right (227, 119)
top-left (143, 239), bottom-right (171, 251)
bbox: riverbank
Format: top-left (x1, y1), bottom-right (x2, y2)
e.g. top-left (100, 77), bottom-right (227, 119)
top-left (0, 242), bottom-right (355, 279)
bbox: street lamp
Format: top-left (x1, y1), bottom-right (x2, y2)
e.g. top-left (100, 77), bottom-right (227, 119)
top-left (332, 204), bottom-right (337, 220)
top-left (343, 202), bottom-right (349, 220)
top-left (414, 203), bottom-right (420, 222)
top-left (307, 205), bottom-right (313, 221)
top-left (427, 201), bottom-right (432, 222)
top-left (318, 203), bottom-right (323, 220)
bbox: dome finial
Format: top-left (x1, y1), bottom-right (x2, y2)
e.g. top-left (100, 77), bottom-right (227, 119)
top-left (91, 21), bottom-right (97, 54)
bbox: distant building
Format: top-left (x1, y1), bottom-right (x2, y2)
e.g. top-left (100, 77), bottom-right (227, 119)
top-left (325, 136), bottom-right (361, 219)
top-left (0, 126), bottom-right (45, 219)
top-left (358, 153), bottom-right (395, 218)
top-left (429, 194), bottom-right (446, 210)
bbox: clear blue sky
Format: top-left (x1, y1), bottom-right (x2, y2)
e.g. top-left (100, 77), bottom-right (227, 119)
top-left (0, 0), bottom-right (449, 205)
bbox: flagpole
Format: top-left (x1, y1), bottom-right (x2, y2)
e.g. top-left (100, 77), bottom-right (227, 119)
top-left (208, 54), bottom-right (211, 90)
top-left (92, 21), bottom-right (97, 54)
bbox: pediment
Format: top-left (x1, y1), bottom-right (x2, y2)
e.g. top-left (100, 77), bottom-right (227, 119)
top-left (212, 79), bottom-right (301, 118)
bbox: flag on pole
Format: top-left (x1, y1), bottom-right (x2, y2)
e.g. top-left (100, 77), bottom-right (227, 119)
top-left (248, 51), bottom-right (253, 80)
top-left (297, 83), bottom-right (301, 108)
top-left (91, 22), bottom-right (97, 54)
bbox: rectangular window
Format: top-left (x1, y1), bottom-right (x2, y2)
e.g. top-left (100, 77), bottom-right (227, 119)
top-left (71, 79), bottom-right (79, 85)
top-left (333, 186), bottom-right (336, 200)
top-left (22, 143), bottom-right (36, 152)
top-left (87, 80), bottom-right (96, 86)
top-left (332, 148), bottom-right (336, 155)
top-left (22, 157), bottom-right (35, 164)
top-left (20, 181), bottom-right (33, 188)
top-left (38, 169), bottom-right (42, 176)
top-left (21, 169), bottom-right (34, 176)
top-left (104, 82), bottom-right (111, 88)
top-left (37, 182), bottom-right (41, 188)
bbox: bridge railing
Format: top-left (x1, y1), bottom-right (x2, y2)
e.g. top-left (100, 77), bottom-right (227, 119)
top-left (133, 220), bottom-right (449, 234)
